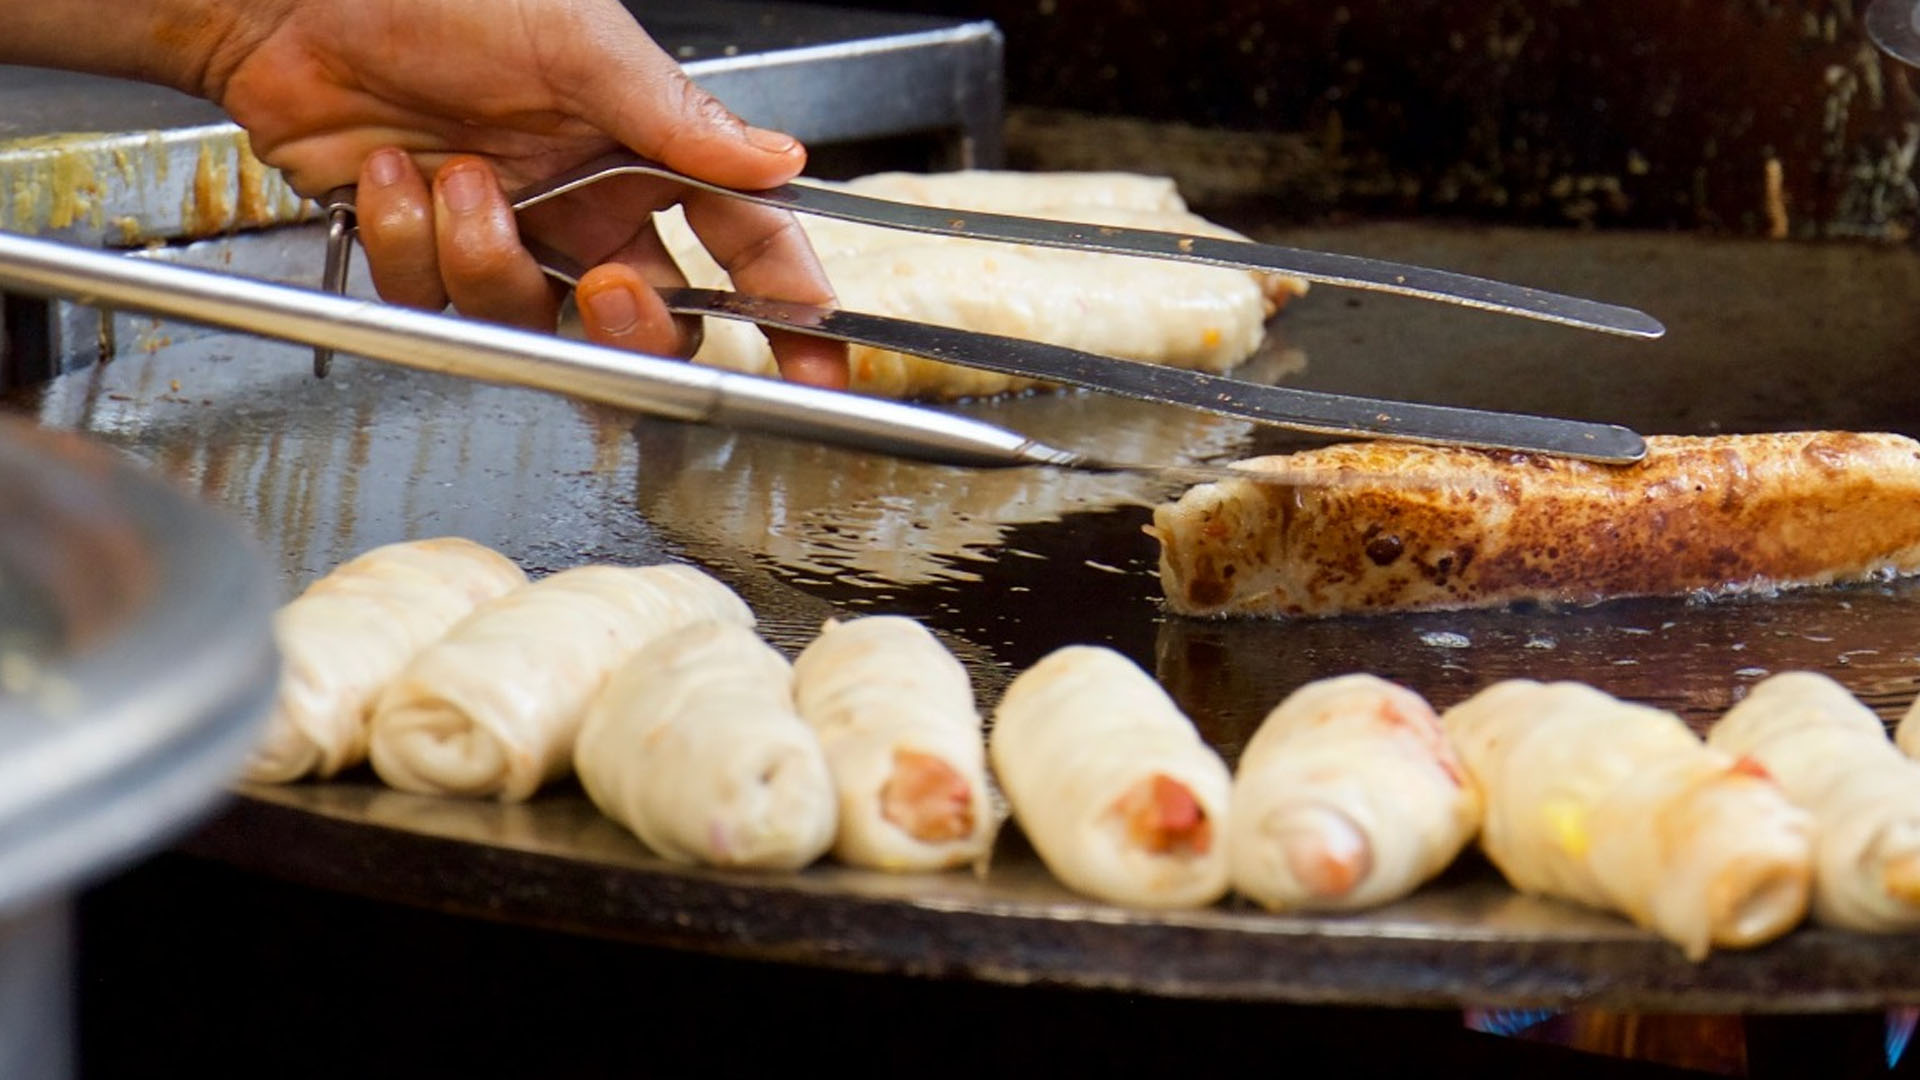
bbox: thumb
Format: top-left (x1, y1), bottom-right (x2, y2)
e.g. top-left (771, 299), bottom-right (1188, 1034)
top-left (561, 3), bottom-right (807, 190)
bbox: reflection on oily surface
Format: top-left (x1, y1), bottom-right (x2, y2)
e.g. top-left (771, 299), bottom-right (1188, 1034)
top-left (13, 334), bottom-right (671, 593)
top-left (1156, 583), bottom-right (1920, 761)
top-left (4, 333), bottom-right (878, 662)
top-left (630, 344), bottom-right (1307, 590)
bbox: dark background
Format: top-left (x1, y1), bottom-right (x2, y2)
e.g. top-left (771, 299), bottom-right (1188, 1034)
top-left (836, 0), bottom-right (1920, 237)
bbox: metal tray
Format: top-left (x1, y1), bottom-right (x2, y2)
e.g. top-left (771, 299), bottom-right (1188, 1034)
top-left (14, 219), bottom-right (1920, 1012)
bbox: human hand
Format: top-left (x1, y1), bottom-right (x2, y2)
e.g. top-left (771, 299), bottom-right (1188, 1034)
top-left (207, 0), bottom-right (848, 387)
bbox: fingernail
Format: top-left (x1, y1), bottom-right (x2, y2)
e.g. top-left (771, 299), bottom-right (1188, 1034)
top-left (744, 126), bottom-right (799, 155)
top-left (367, 149), bottom-right (405, 188)
top-left (440, 167), bottom-right (488, 214)
top-left (582, 284), bottom-right (640, 335)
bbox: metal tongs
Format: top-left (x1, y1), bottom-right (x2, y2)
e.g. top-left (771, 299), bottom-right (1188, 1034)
top-left (314, 151), bottom-right (1661, 464)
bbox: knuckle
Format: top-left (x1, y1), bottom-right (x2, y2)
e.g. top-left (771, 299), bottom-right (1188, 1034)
top-left (363, 201), bottom-right (432, 249)
top-left (373, 282), bottom-right (444, 313)
top-left (440, 225), bottom-right (523, 281)
top-left (366, 262), bottom-right (445, 311)
top-left (671, 69), bottom-right (740, 130)
top-left (652, 70), bottom-right (742, 159)
top-left (725, 215), bottom-right (801, 273)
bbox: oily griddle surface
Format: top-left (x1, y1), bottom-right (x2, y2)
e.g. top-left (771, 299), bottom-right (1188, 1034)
top-left (16, 223), bottom-right (1920, 1008)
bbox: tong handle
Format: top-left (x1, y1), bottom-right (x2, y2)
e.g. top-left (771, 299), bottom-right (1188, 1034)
top-left (313, 192), bottom-right (357, 377)
top-left (502, 151), bottom-right (1665, 339)
top-left (312, 165), bottom-right (1651, 463)
top-left (323, 151), bottom-right (1665, 340)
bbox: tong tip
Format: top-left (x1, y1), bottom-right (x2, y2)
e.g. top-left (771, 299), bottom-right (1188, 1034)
top-left (1615, 310), bottom-right (1667, 340)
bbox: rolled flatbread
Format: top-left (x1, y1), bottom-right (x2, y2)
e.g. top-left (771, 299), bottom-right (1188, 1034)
top-left (790, 615), bottom-right (996, 871)
top-left (1708, 672), bottom-right (1920, 930)
top-left (786, 171), bottom-right (1196, 264)
top-left (816, 169), bottom-right (1189, 216)
top-left (1894, 695), bottom-right (1920, 760)
top-left (368, 563), bottom-right (753, 801)
top-left (575, 620), bottom-right (836, 870)
top-left (1229, 674), bottom-right (1479, 912)
top-left (1443, 680), bottom-right (1813, 960)
top-left (247, 537), bottom-right (526, 783)
top-left (990, 645), bottom-right (1231, 908)
top-left (1151, 432), bottom-right (1920, 617)
top-left (658, 170), bottom-right (1307, 400)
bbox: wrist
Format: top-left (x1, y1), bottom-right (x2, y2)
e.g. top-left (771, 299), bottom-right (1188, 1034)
top-left (0, 0), bottom-right (290, 101)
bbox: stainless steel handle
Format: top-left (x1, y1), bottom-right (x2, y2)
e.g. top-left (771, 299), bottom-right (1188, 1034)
top-left (0, 231), bottom-right (1077, 470)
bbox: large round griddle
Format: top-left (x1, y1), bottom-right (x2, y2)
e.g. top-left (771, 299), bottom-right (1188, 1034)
top-left (18, 221), bottom-right (1920, 1012)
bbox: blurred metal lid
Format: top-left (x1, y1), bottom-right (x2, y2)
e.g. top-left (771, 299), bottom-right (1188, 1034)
top-left (1868, 0), bottom-right (1920, 67)
top-left (0, 416), bottom-right (277, 917)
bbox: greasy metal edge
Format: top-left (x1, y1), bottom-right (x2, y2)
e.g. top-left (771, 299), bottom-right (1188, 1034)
top-left (0, 123), bottom-right (311, 248)
top-left (182, 789), bottom-right (1920, 1013)
top-left (0, 19), bottom-right (1004, 249)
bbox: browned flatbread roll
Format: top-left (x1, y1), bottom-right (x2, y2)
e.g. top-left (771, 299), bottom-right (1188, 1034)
top-left (1150, 432), bottom-right (1920, 618)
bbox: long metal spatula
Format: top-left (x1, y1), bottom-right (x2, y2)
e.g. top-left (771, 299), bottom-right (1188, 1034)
top-left (0, 230), bottom-right (1501, 488)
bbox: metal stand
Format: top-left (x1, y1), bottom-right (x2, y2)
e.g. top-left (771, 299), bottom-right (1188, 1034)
top-left (0, 905), bottom-right (69, 1080)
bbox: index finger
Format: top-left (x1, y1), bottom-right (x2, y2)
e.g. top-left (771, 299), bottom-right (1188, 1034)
top-left (682, 190), bottom-right (849, 389)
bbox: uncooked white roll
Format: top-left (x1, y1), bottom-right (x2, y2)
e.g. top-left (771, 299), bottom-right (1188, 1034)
top-left (575, 621), bottom-right (836, 870)
top-left (1444, 679), bottom-right (1813, 960)
top-left (656, 169), bottom-right (1305, 400)
top-left (791, 616), bottom-right (996, 871)
top-left (248, 537), bottom-right (527, 783)
top-left (1229, 674), bottom-right (1480, 912)
top-left (368, 563), bottom-right (752, 801)
top-left (990, 645), bottom-right (1231, 908)
top-left (1709, 671), bottom-right (1920, 930)
top-left (1895, 694), bottom-right (1920, 760)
